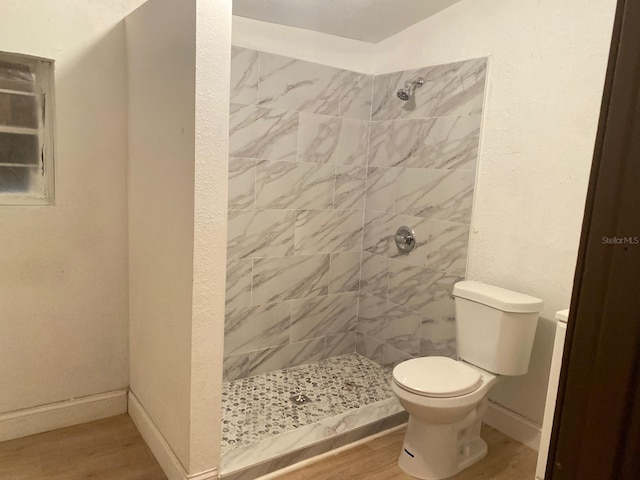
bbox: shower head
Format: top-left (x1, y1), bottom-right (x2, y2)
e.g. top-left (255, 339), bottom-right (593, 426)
top-left (397, 77), bottom-right (424, 101)
top-left (397, 89), bottom-right (411, 101)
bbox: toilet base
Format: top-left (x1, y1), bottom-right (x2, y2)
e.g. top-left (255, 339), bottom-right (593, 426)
top-left (397, 407), bottom-right (488, 479)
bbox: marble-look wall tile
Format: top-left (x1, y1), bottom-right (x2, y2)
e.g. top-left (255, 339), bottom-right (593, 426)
top-left (223, 353), bottom-right (251, 382)
top-left (362, 210), bottom-right (397, 258)
top-left (226, 258), bottom-right (252, 310)
top-left (298, 114), bottom-right (368, 166)
top-left (230, 47), bottom-right (259, 105)
top-left (340, 72), bottom-right (373, 121)
top-left (290, 293), bottom-right (358, 342)
top-left (255, 160), bottom-right (334, 210)
top-left (249, 337), bottom-right (326, 376)
top-left (295, 210), bottom-right (363, 255)
top-left (365, 167), bottom-right (396, 212)
top-left (369, 119), bottom-right (437, 168)
top-left (371, 58), bottom-right (487, 121)
top-left (387, 262), bottom-right (460, 320)
top-left (229, 103), bottom-right (298, 161)
top-left (420, 277), bottom-right (459, 324)
top-left (252, 254), bottom-right (330, 304)
top-left (426, 220), bottom-right (469, 276)
top-left (334, 166), bottom-right (366, 210)
top-left (360, 252), bottom-right (389, 299)
top-left (395, 168), bottom-right (475, 223)
top-left (356, 332), bottom-right (384, 365)
top-left (432, 58), bottom-right (486, 117)
top-left (420, 318), bottom-right (457, 358)
top-left (370, 71), bottom-right (403, 121)
top-left (224, 48), bottom-right (379, 376)
top-left (258, 53), bottom-right (342, 115)
top-left (224, 302), bottom-right (291, 356)
top-left (383, 345), bottom-right (415, 369)
top-left (436, 115), bottom-right (481, 170)
top-left (355, 57), bottom-right (484, 369)
top-left (325, 331), bottom-right (356, 358)
top-left (357, 294), bottom-right (421, 355)
top-left (227, 209), bottom-right (295, 260)
top-left (228, 157), bottom-right (255, 210)
top-left (224, 50), bottom-right (484, 376)
top-left (329, 252), bottom-right (361, 294)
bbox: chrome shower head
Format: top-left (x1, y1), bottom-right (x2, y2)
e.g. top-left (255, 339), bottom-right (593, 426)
top-left (396, 77), bottom-right (424, 101)
top-left (397, 88), bottom-right (411, 101)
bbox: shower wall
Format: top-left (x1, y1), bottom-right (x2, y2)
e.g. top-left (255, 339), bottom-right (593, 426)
top-left (356, 58), bottom-right (487, 367)
top-left (224, 47), bottom-right (487, 379)
top-left (224, 47), bottom-right (372, 381)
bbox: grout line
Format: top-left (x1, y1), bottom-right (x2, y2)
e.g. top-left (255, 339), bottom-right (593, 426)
top-left (249, 258), bottom-right (254, 307)
top-left (358, 73), bottom-right (376, 342)
top-left (233, 155), bottom-right (367, 168)
top-left (255, 50), bottom-right (261, 106)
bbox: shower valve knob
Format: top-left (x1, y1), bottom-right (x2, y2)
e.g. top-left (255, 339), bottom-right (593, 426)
top-left (395, 226), bottom-right (416, 254)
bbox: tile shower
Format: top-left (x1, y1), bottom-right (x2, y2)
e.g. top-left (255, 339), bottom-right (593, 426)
top-left (359, 58), bottom-right (486, 366)
top-left (221, 46), bottom-right (486, 477)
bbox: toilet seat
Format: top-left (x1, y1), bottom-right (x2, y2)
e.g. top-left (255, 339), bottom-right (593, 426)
top-left (392, 357), bottom-right (483, 398)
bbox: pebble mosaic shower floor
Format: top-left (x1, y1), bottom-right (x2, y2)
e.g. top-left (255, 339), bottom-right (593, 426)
top-left (220, 353), bottom-right (395, 453)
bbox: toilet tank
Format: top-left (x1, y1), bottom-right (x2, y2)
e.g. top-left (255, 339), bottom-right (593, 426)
top-left (453, 281), bottom-right (543, 376)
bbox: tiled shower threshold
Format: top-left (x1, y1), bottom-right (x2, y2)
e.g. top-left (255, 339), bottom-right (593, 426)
top-left (220, 353), bottom-right (407, 479)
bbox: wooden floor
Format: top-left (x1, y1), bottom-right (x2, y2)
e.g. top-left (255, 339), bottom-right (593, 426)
top-left (0, 416), bottom-right (537, 480)
top-left (277, 425), bottom-right (537, 480)
top-left (0, 415), bottom-right (166, 480)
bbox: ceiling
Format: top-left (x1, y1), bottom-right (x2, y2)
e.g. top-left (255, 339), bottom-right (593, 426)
top-left (232, 0), bottom-right (462, 44)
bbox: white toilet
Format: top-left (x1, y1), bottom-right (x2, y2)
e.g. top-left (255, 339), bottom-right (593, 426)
top-left (391, 281), bottom-right (543, 480)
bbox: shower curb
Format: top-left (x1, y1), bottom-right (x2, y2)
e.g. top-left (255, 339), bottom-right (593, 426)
top-left (220, 410), bottom-right (408, 480)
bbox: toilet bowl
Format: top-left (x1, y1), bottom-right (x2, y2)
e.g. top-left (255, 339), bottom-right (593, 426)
top-left (392, 281), bottom-right (543, 480)
top-left (392, 357), bottom-right (498, 479)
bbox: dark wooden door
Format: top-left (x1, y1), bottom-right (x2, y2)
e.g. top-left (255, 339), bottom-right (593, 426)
top-left (547, 0), bottom-right (640, 478)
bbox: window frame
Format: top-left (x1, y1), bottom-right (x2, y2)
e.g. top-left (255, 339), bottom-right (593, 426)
top-left (0, 51), bottom-right (55, 206)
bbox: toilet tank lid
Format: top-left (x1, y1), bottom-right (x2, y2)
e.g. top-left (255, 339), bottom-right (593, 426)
top-left (453, 281), bottom-right (543, 313)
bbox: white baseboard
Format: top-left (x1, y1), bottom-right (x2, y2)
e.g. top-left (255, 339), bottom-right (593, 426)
top-left (0, 389), bottom-right (127, 443)
top-left (128, 391), bottom-right (218, 480)
top-left (483, 400), bottom-right (541, 451)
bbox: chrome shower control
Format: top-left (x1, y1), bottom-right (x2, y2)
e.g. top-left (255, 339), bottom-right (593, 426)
top-left (395, 226), bottom-right (416, 254)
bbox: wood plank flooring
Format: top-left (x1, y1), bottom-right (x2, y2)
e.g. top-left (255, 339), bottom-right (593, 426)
top-left (0, 415), bottom-right (166, 480)
top-left (0, 415), bottom-right (537, 480)
top-left (276, 425), bottom-right (537, 480)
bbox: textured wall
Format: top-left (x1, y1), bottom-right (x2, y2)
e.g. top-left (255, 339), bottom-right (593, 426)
top-left (224, 47), bottom-right (373, 381)
top-left (127, 0), bottom-right (231, 473)
top-left (189, 0), bottom-right (231, 471)
top-left (127, 0), bottom-right (197, 468)
top-left (356, 58), bottom-right (487, 368)
top-left (0, 0), bottom-right (145, 415)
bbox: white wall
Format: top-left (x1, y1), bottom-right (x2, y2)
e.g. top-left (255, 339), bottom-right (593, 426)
top-left (190, 0), bottom-right (231, 472)
top-left (127, 0), bottom-right (196, 468)
top-left (128, 0), bottom-right (229, 474)
top-left (232, 16), bottom-right (375, 73)
top-left (0, 0), bottom-right (144, 415)
top-left (375, 0), bottom-right (617, 423)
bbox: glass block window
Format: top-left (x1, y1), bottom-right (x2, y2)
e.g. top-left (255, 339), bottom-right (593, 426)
top-left (0, 53), bottom-right (54, 204)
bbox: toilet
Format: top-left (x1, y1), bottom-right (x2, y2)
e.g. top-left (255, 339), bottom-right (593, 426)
top-left (392, 281), bottom-right (543, 480)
